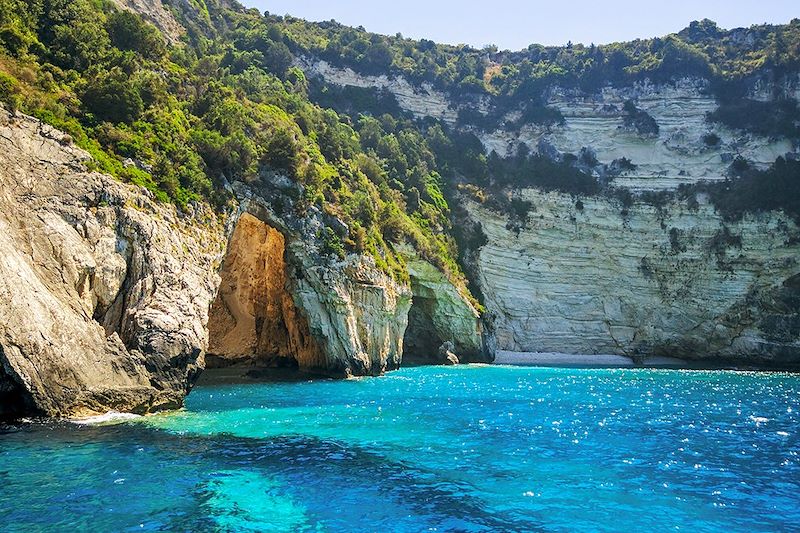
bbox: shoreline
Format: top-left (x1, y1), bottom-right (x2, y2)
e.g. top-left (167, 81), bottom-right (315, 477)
top-left (492, 351), bottom-right (685, 368)
top-left (491, 351), bottom-right (800, 372)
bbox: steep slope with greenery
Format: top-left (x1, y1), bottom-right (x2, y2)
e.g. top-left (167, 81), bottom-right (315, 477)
top-left (1, 0), bottom-right (798, 299)
top-left (274, 14), bottom-right (800, 131)
top-left (0, 0), bottom-right (474, 292)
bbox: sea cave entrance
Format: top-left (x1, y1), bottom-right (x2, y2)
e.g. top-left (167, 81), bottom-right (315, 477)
top-left (402, 287), bottom-right (448, 365)
top-left (400, 259), bottom-right (486, 366)
top-left (206, 213), bottom-right (318, 370)
top-left (0, 347), bottom-right (36, 420)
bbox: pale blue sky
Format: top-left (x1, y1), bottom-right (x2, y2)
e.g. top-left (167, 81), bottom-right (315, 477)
top-left (244, 0), bottom-right (798, 50)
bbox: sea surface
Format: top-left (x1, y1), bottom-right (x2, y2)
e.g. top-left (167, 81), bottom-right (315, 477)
top-left (2, 366), bottom-right (799, 532)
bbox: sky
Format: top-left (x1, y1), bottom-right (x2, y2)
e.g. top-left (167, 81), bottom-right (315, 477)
top-left (243, 0), bottom-right (798, 50)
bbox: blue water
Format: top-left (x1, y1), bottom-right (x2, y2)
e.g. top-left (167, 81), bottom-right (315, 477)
top-left (2, 366), bottom-right (799, 532)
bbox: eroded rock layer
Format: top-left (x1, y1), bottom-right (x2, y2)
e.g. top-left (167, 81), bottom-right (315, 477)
top-left (108, 0), bottom-right (185, 44)
top-left (0, 108), bottom-right (226, 417)
top-left (207, 213), bottom-right (318, 368)
top-left (233, 181), bottom-right (413, 376)
top-left (464, 190), bottom-right (800, 364)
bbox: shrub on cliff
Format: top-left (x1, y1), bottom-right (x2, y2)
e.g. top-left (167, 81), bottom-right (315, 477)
top-left (622, 100), bottom-right (660, 137)
top-left (707, 98), bottom-right (800, 139)
top-left (487, 151), bottom-right (601, 196)
top-left (679, 156), bottom-right (800, 223)
top-left (106, 10), bottom-right (165, 60)
top-left (707, 157), bottom-right (800, 222)
top-left (0, 71), bottom-right (21, 110)
top-left (82, 69), bottom-right (145, 124)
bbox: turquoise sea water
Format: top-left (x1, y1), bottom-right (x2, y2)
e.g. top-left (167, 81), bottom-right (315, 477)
top-left (1, 366), bottom-right (799, 532)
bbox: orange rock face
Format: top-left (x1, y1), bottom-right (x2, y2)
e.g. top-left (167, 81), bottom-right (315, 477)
top-left (208, 213), bottom-right (319, 368)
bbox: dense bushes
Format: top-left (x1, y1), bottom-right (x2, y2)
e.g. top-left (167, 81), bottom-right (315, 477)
top-left (701, 157), bottom-right (800, 223)
top-left (82, 69), bottom-right (145, 124)
top-left (309, 81), bottom-right (404, 119)
top-left (0, 0), bottom-right (477, 292)
top-left (485, 150), bottom-right (601, 196)
top-left (707, 98), bottom-right (800, 138)
top-left (106, 10), bottom-right (165, 59)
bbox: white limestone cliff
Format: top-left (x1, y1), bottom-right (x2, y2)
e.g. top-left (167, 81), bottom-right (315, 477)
top-left (463, 189), bottom-right (800, 364)
top-left (480, 79), bottom-right (794, 190)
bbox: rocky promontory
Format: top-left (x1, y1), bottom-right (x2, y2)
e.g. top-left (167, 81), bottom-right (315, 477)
top-left (0, 107), bottom-right (484, 419)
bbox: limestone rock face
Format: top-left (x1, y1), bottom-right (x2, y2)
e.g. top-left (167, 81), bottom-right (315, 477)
top-left (401, 254), bottom-right (486, 363)
top-left (287, 253), bottom-right (411, 375)
top-left (477, 79), bottom-right (794, 191)
top-left (207, 213), bottom-right (318, 368)
top-left (298, 58), bottom-right (467, 124)
top-left (213, 179), bottom-right (413, 377)
top-left (464, 190), bottom-right (800, 365)
top-left (0, 109), bottom-right (226, 418)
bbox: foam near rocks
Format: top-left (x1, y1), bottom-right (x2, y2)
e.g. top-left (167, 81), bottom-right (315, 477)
top-left (71, 411), bottom-right (143, 425)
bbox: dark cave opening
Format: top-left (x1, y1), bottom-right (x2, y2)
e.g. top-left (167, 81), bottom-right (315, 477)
top-left (0, 348), bottom-right (38, 421)
top-left (402, 295), bottom-right (447, 365)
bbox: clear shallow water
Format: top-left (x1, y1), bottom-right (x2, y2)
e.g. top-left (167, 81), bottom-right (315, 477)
top-left (2, 366), bottom-right (799, 532)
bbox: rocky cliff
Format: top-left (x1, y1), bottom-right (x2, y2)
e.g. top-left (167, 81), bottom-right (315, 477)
top-left (210, 177), bottom-right (414, 376)
top-left (0, 108), bottom-right (225, 419)
top-left (399, 248), bottom-right (486, 364)
top-left (2, 0), bottom-right (799, 420)
top-left (300, 59), bottom-right (800, 363)
top-left (463, 190), bottom-right (800, 364)
top-left (0, 106), bottom-right (479, 418)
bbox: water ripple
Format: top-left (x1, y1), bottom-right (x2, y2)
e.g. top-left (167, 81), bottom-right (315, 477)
top-left (1, 366), bottom-right (799, 531)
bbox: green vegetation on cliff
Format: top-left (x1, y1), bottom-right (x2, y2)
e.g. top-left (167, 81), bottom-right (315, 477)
top-left (273, 14), bottom-right (800, 126)
top-left (681, 156), bottom-right (800, 223)
top-left (0, 0), bottom-right (471, 290)
top-left (0, 0), bottom-right (799, 295)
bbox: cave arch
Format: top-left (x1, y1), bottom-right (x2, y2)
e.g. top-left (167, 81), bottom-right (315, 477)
top-left (206, 213), bottom-right (319, 369)
top-left (0, 347), bottom-right (38, 421)
top-left (400, 259), bottom-right (486, 365)
top-left (402, 293), bottom-right (447, 364)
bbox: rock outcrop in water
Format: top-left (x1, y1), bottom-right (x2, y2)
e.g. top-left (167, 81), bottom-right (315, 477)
top-left (0, 107), bottom-right (436, 417)
top-left (209, 179), bottom-right (413, 376)
top-left (0, 108), bottom-right (225, 418)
